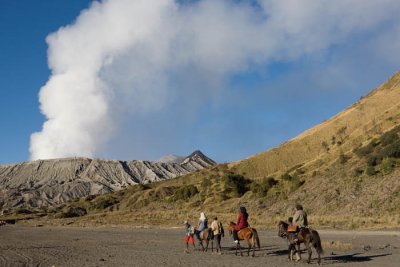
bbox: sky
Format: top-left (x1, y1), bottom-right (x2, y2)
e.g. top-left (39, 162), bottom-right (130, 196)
top-left (1, 0), bottom-right (400, 164)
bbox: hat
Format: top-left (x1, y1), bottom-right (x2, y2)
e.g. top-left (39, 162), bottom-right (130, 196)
top-left (184, 220), bottom-right (188, 224)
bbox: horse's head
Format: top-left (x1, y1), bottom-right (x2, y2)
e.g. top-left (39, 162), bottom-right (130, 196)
top-left (228, 221), bottom-right (236, 235)
top-left (278, 221), bottom-right (288, 238)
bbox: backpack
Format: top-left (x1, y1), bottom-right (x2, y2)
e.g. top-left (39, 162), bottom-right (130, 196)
top-left (189, 226), bottom-right (195, 235)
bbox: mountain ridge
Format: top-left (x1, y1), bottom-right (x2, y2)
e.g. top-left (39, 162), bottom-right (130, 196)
top-left (0, 150), bottom-right (215, 213)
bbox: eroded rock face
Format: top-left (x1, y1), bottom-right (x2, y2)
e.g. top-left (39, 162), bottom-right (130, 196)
top-left (0, 151), bottom-right (215, 212)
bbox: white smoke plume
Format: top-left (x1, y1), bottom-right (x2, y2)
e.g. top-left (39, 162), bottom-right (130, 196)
top-left (30, 0), bottom-right (400, 160)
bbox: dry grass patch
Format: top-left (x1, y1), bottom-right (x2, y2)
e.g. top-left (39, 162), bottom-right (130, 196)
top-left (322, 240), bottom-right (353, 250)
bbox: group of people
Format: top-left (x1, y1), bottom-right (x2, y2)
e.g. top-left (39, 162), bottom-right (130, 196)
top-left (184, 212), bottom-right (225, 254)
top-left (184, 204), bottom-right (308, 254)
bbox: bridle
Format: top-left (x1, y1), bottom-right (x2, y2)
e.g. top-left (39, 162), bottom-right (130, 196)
top-left (278, 222), bottom-right (288, 238)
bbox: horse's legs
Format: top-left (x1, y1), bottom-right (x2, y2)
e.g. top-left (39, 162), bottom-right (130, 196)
top-left (290, 246), bottom-right (294, 261)
top-left (306, 241), bottom-right (312, 264)
top-left (295, 243), bottom-right (301, 261)
top-left (247, 241), bottom-right (251, 256)
top-left (252, 239), bottom-right (256, 257)
top-left (235, 243), bottom-right (243, 256)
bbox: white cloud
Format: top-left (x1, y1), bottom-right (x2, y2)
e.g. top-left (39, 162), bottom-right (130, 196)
top-left (30, 0), bottom-right (400, 160)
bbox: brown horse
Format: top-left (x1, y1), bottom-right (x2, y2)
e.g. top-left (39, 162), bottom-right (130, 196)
top-left (228, 222), bottom-right (260, 257)
top-left (278, 221), bottom-right (323, 264)
top-left (196, 228), bottom-right (213, 252)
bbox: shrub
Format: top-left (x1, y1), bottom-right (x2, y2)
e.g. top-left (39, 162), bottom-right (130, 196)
top-left (381, 158), bottom-right (396, 174)
top-left (366, 155), bottom-right (378, 166)
top-left (352, 167), bottom-right (363, 176)
top-left (251, 177), bottom-right (278, 197)
top-left (59, 206), bottom-right (87, 218)
top-left (380, 130), bottom-right (398, 146)
top-left (15, 208), bottom-right (33, 215)
top-left (281, 173), bottom-right (292, 181)
top-left (339, 153), bottom-right (348, 164)
top-left (92, 196), bottom-right (118, 210)
top-left (172, 185), bottom-right (198, 201)
top-left (223, 173), bottom-right (250, 196)
top-left (201, 178), bottom-right (212, 189)
top-left (288, 175), bottom-right (304, 192)
top-left (365, 166), bottom-right (376, 176)
top-left (379, 140), bottom-right (400, 159)
top-left (354, 139), bottom-right (378, 157)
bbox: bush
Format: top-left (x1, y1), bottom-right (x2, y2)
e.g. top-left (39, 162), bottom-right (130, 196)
top-left (365, 166), bottom-right (376, 176)
top-left (59, 206), bottom-right (87, 218)
top-left (15, 208), bottom-right (33, 215)
top-left (379, 140), bottom-right (400, 159)
top-left (92, 196), bottom-right (118, 210)
top-left (288, 175), bottom-right (304, 192)
top-left (223, 173), bottom-right (250, 196)
top-left (251, 177), bottom-right (278, 197)
top-left (281, 173), bottom-right (292, 181)
top-left (352, 167), bottom-right (363, 176)
top-left (172, 185), bottom-right (198, 201)
top-left (339, 153), bottom-right (348, 164)
top-left (381, 158), bottom-right (396, 174)
top-left (380, 130), bottom-right (398, 146)
top-left (366, 155), bottom-right (378, 166)
top-left (354, 139), bottom-right (378, 157)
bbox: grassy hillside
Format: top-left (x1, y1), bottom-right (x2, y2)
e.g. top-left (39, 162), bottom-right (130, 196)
top-left (7, 72), bottom-right (400, 230)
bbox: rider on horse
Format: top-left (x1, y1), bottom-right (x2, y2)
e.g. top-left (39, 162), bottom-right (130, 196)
top-left (292, 203), bottom-right (308, 261)
top-left (233, 206), bottom-right (249, 244)
top-left (195, 212), bottom-right (208, 243)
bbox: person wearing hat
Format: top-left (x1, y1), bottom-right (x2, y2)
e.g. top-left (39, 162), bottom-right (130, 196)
top-left (184, 220), bottom-right (195, 251)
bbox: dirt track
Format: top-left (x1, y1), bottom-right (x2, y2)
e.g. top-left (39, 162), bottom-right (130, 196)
top-left (0, 225), bottom-right (399, 267)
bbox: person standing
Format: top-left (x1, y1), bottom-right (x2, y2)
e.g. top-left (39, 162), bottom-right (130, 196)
top-left (210, 217), bottom-right (224, 254)
top-left (184, 220), bottom-right (195, 252)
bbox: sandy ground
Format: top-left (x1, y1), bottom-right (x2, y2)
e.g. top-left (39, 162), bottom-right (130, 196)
top-left (0, 225), bottom-right (399, 267)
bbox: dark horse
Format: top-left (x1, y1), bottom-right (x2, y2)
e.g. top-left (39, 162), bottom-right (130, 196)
top-left (228, 222), bottom-right (260, 257)
top-left (278, 221), bottom-right (323, 264)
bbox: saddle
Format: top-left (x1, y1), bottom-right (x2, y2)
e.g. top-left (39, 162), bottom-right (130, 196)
top-left (289, 226), bottom-right (305, 243)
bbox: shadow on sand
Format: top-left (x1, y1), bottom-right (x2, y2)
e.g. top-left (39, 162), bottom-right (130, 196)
top-left (220, 245), bottom-right (276, 256)
top-left (322, 253), bottom-right (392, 265)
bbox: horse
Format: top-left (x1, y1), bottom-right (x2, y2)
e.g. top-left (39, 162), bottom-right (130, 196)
top-left (278, 221), bottom-right (323, 264)
top-left (228, 222), bottom-right (260, 257)
top-left (195, 228), bottom-right (213, 252)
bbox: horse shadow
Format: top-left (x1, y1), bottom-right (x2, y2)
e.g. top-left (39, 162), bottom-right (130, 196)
top-left (220, 244), bottom-right (276, 256)
top-left (322, 252), bottom-right (392, 264)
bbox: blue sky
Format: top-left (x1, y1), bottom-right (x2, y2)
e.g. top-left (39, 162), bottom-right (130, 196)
top-left (0, 0), bottom-right (93, 163)
top-left (1, 0), bottom-right (400, 164)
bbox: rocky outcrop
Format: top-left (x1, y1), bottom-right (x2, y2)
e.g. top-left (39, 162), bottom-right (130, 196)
top-left (0, 151), bottom-right (215, 212)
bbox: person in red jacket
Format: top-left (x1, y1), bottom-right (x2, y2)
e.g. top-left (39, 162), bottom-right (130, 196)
top-left (233, 206), bottom-right (249, 243)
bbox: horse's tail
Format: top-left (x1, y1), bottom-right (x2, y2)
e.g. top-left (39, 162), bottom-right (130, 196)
top-left (311, 229), bottom-right (324, 255)
top-left (252, 228), bottom-right (261, 249)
